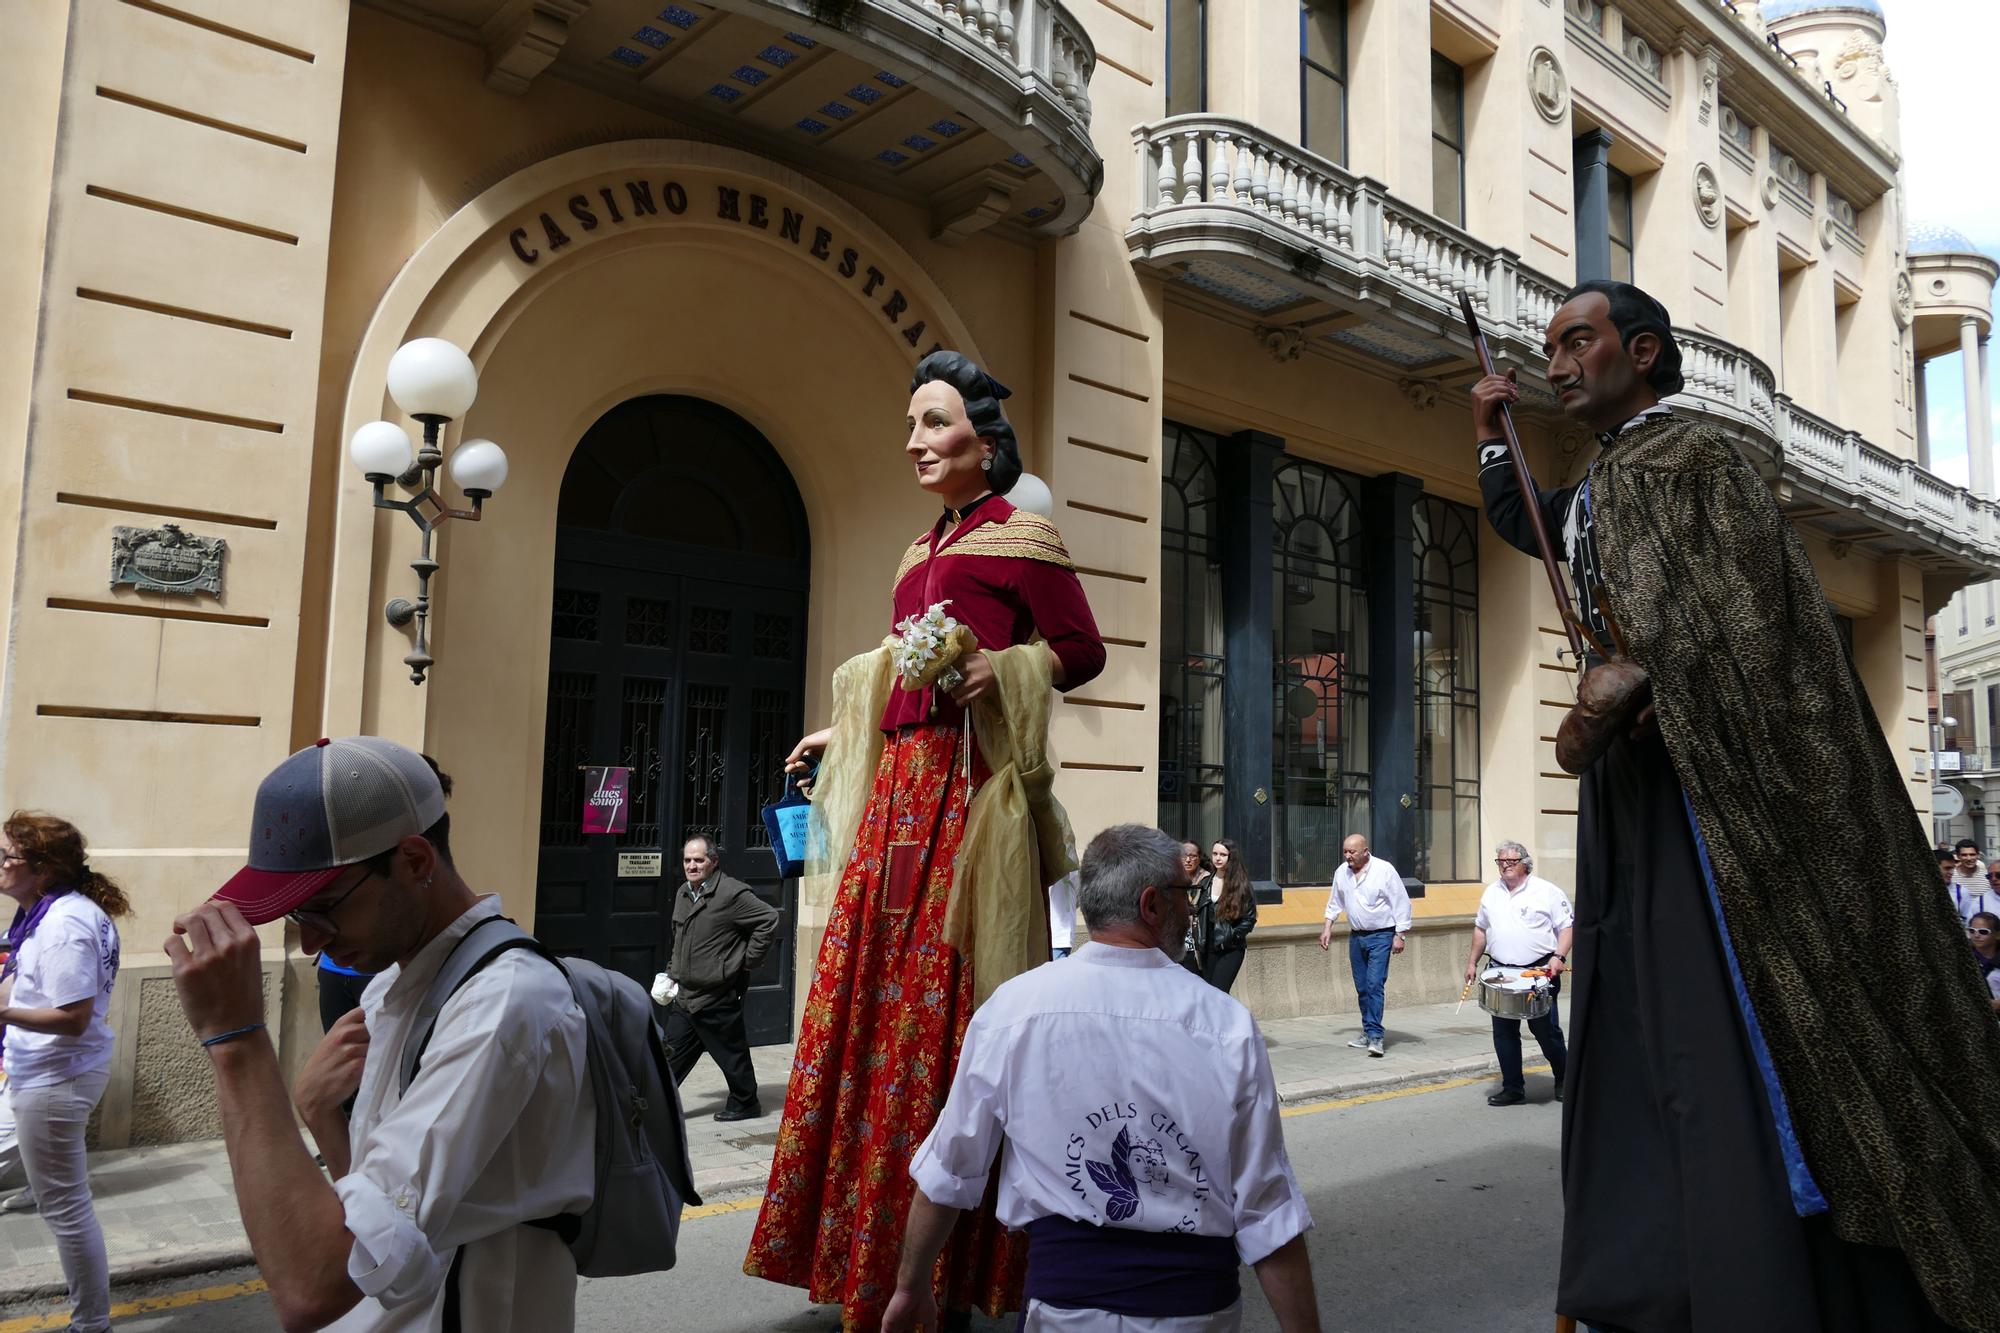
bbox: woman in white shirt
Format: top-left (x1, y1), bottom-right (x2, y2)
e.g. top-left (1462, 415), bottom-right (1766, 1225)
top-left (0, 813), bottom-right (128, 1333)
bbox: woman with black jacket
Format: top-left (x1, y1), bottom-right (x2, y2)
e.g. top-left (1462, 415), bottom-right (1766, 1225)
top-left (1175, 840), bottom-right (1215, 976)
top-left (1203, 838), bottom-right (1257, 993)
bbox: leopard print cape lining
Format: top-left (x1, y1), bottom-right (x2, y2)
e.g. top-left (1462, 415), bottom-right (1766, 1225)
top-left (1593, 415), bottom-right (2000, 1333)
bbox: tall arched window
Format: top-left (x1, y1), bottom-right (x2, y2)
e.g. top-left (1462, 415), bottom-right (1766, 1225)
top-left (1272, 458), bottom-right (1369, 885)
top-left (1159, 423), bottom-right (1225, 844)
top-left (1413, 497), bottom-right (1479, 881)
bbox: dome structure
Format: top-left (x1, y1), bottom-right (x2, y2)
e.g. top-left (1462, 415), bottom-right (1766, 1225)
top-left (1760, 0), bottom-right (1884, 20)
top-left (1910, 220), bottom-right (1982, 256)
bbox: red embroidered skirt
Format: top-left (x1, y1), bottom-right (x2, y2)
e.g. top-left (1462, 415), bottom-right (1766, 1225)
top-left (744, 722), bottom-right (1025, 1328)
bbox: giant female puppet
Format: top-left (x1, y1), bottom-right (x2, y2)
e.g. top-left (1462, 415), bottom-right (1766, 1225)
top-left (744, 351), bottom-right (1104, 1329)
top-left (1472, 280), bottom-right (2000, 1333)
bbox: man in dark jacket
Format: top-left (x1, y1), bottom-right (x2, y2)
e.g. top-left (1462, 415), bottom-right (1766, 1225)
top-left (667, 834), bottom-right (780, 1121)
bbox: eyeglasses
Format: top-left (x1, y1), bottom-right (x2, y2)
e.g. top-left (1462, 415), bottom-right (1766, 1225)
top-left (0, 853), bottom-right (24, 868)
top-left (1494, 858), bottom-right (1523, 867)
top-left (1971, 927), bottom-right (1995, 937)
top-left (288, 867), bottom-right (380, 935)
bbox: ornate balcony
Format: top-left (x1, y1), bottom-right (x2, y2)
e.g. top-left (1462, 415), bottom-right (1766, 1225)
top-left (387, 0), bottom-right (1100, 238)
top-left (1126, 114), bottom-right (2000, 585)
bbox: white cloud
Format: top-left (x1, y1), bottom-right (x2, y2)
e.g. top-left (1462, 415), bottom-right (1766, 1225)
top-left (1888, 8), bottom-right (2000, 249)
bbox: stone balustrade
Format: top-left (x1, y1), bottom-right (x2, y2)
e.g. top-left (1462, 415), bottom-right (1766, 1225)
top-left (898, 0), bottom-right (1093, 123)
top-left (1128, 113), bottom-right (2000, 568)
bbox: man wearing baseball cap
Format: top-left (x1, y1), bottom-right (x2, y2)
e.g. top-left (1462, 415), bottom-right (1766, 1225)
top-left (167, 736), bottom-right (596, 1331)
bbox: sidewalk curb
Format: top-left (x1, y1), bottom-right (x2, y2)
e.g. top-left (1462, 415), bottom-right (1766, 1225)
top-left (14, 1242), bottom-right (257, 1302)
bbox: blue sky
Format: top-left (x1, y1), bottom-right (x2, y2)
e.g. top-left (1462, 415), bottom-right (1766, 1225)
top-left (1889, 5), bottom-right (2000, 485)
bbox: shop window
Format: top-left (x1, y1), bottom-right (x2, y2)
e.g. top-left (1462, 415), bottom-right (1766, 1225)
top-left (1159, 424), bottom-right (1226, 845)
top-left (1431, 54), bottom-right (1466, 226)
top-left (1166, 0), bottom-right (1206, 116)
top-left (1412, 497), bottom-right (1480, 882)
top-left (1301, 0), bottom-right (1346, 163)
top-left (1271, 457), bottom-right (1370, 885)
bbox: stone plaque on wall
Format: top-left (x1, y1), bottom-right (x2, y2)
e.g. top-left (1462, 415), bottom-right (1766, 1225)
top-left (109, 523), bottom-right (226, 598)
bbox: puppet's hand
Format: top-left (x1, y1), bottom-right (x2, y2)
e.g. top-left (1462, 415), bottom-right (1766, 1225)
top-left (1555, 660), bottom-right (1651, 775)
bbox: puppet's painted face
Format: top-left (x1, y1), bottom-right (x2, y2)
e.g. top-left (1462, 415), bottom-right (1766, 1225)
top-left (905, 381), bottom-right (992, 504)
top-left (1542, 292), bottom-right (1656, 432)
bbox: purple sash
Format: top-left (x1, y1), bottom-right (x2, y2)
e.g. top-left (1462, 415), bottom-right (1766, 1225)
top-left (2, 888), bottom-right (69, 983)
top-left (1021, 1215), bottom-right (1239, 1320)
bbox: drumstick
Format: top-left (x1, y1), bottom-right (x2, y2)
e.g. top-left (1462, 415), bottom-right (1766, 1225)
top-left (1454, 972), bottom-right (1477, 1015)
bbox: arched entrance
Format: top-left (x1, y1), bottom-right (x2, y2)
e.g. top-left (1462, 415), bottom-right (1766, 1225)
top-left (535, 395), bottom-right (810, 1044)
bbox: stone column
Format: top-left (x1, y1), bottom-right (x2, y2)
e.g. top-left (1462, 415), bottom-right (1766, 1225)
top-left (1363, 471), bottom-right (1423, 887)
top-left (1964, 318), bottom-right (1991, 498)
top-left (1219, 429), bottom-right (1282, 886)
top-left (1980, 336), bottom-right (1994, 486)
top-left (1572, 129), bottom-right (1614, 284)
top-left (1916, 355), bottom-right (1930, 469)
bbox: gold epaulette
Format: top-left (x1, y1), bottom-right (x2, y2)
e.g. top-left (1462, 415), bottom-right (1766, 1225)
top-left (892, 511), bottom-right (1075, 589)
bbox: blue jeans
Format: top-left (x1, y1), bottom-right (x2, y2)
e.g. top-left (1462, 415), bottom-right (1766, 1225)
top-left (1348, 929), bottom-right (1393, 1040)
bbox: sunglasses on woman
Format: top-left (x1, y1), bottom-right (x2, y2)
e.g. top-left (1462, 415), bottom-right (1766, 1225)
top-left (1971, 927), bottom-right (1995, 938)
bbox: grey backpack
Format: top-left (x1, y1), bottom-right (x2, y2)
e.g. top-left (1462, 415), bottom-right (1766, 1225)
top-left (401, 915), bottom-right (701, 1284)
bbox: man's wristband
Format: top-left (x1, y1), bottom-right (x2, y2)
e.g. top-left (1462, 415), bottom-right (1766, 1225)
top-left (200, 1022), bottom-right (266, 1049)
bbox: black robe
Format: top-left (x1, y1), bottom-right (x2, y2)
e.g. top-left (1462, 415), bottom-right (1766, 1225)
top-left (1481, 417), bottom-right (1976, 1333)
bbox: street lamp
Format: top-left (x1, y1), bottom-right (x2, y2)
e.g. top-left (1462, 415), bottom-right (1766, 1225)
top-left (348, 338), bottom-right (509, 685)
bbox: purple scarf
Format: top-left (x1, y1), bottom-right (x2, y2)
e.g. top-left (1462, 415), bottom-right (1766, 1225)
top-left (2, 888), bottom-right (70, 984)
top-left (1021, 1215), bottom-right (1239, 1320)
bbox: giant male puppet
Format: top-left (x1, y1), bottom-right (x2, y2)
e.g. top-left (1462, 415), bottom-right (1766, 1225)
top-left (1471, 280), bottom-right (2000, 1333)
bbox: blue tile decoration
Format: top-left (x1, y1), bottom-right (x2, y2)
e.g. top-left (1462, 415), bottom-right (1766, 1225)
top-left (929, 118), bottom-right (965, 137)
top-left (660, 5), bottom-right (699, 28)
top-left (902, 134), bottom-right (935, 151)
top-left (1024, 206), bottom-right (1048, 219)
top-left (875, 70), bottom-right (907, 87)
top-left (759, 44), bottom-right (796, 67)
top-left (876, 148), bottom-right (910, 166)
top-left (785, 31), bottom-right (817, 47)
top-left (796, 117), bottom-right (829, 134)
top-left (610, 46), bottom-right (648, 66)
top-left (732, 65), bottom-right (769, 86)
top-left (847, 83), bottom-right (883, 105)
top-left (1007, 152), bottom-right (1033, 168)
top-left (820, 101), bottom-right (855, 120)
top-left (633, 25), bottom-right (672, 48)
top-left (707, 83), bottom-right (743, 102)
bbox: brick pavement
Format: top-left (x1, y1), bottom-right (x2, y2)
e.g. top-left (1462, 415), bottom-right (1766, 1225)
top-left (0, 993), bottom-right (1562, 1298)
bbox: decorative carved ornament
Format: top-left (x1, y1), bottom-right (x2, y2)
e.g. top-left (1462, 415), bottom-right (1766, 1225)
top-left (1529, 47), bottom-right (1569, 123)
top-left (1693, 164), bottom-right (1721, 228)
top-left (1893, 270), bottom-right (1914, 329)
top-left (1832, 34), bottom-right (1885, 82)
top-left (109, 524), bottom-right (226, 598)
top-left (1819, 216), bottom-right (1836, 251)
top-left (1699, 53), bottom-right (1719, 125)
top-left (1255, 323), bottom-right (1307, 362)
top-left (1761, 174), bottom-right (1780, 210)
top-left (1399, 378), bottom-right (1440, 411)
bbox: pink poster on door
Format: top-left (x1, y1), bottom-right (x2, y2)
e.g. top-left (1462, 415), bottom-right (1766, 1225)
top-left (581, 766), bottom-right (632, 835)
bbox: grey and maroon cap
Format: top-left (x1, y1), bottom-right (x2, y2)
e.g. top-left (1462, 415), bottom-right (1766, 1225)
top-left (214, 736), bottom-right (446, 925)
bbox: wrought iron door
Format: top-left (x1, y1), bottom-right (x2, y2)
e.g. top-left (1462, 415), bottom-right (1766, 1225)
top-left (534, 395), bottom-right (811, 1046)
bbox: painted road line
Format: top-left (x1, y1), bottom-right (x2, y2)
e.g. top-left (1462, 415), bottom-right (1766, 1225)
top-left (1280, 1064), bottom-right (1553, 1118)
top-left (0, 1276), bottom-right (270, 1332)
top-left (684, 1194), bottom-right (765, 1220)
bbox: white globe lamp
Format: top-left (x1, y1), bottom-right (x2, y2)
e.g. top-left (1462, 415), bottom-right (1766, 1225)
top-left (349, 420), bottom-right (413, 481)
top-left (385, 338), bottom-right (478, 421)
top-left (1009, 472), bottom-right (1054, 518)
top-left (448, 438), bottom-right (510, 498)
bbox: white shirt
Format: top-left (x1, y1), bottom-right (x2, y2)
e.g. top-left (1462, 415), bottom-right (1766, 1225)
top-left (328, 897), bottom-right (595, 1333)
top-left (1048, 872), bottom-right (1080, 950)
top-left (909, 941), bottom-right (1313, 1266)
top-left (1949, 877), bottom-right (1998, 926)
top-left (1325, 856), bottom-right (1412, 934)
top-left (1475, 875), bottom-right (1574, 966)
top-left (4, 894), bottom-right (119, 1088)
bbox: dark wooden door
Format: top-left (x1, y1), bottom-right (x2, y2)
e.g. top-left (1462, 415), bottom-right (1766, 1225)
top-left (534, 396), bottom-right (810, 1045)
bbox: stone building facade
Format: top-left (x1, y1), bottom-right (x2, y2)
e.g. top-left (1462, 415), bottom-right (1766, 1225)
top-left (1, 0), bottom-right (1987, 1142)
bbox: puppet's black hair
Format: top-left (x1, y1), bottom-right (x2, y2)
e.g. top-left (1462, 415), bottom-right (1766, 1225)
top-left (910, 350), bottom-right (1022, 495)
top-left (1564, 279), bottom-right (1686, 398)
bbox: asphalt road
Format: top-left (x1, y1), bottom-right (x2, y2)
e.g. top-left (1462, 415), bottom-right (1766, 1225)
top-left (0, 1068), bottom-right (1564, 1332)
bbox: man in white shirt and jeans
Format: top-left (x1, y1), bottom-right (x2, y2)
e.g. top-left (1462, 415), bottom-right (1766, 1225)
top-left (166, 737), bottom-right (595, 1332)
top-left (1463, 841), bottom-right (1573, 1108)
top-left (882, 824), bottom-right (1320, 1333)
top-left (1317, 833), bottom-right (1412, 1056)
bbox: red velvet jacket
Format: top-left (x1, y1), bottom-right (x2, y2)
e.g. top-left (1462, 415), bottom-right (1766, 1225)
top-left (880, 497), bottom-right (1106, 731)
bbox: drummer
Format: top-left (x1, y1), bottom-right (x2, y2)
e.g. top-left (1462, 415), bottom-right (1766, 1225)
top-left (1462, 840), bottom-right (1572, 1108)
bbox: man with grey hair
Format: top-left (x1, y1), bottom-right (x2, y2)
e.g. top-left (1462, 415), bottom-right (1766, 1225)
top-left (1464, 840), bottom-right (1573, 1107)
top-left (880, 824), bottom-right (1320, 1333)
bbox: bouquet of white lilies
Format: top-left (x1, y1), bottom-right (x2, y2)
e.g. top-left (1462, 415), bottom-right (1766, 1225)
top-left (887, 600), bottom-right (978, 693)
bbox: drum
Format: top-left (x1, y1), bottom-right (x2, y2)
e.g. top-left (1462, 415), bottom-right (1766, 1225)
top-left (1477, 965), bottom-right (1555, 1021)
